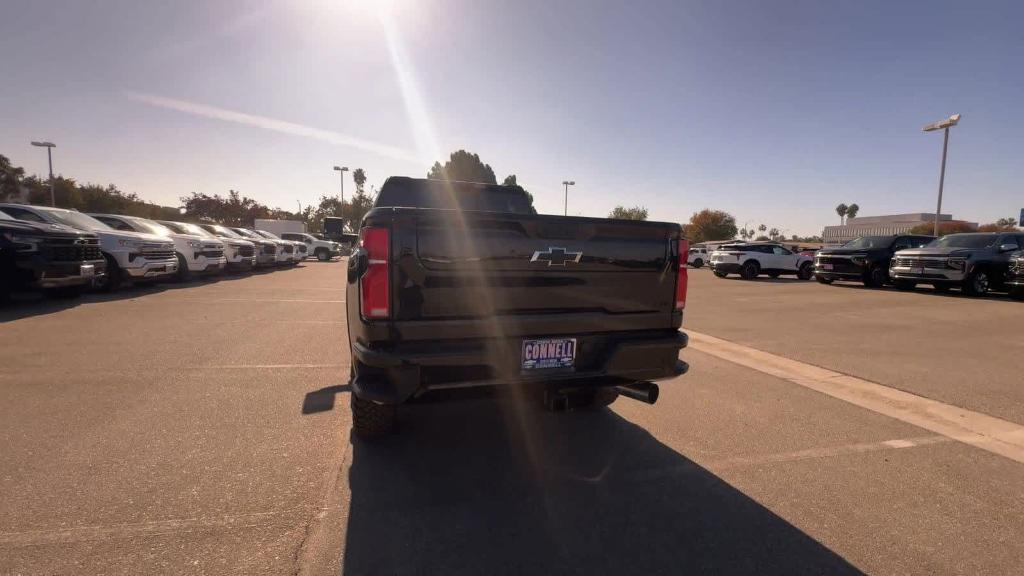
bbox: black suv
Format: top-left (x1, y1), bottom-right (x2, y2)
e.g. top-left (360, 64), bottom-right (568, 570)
top-left (814, 234), bottom-right (934, 287)
top-left (1, 211), bottom-right (106, 300)
top-left (890, 232), bottom-right (1024, 296)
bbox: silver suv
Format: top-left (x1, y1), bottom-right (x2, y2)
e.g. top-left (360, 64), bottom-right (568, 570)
top-left (890, 232), bottom-right (1024, 296)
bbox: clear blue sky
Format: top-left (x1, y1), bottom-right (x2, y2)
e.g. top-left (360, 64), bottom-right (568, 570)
top-left (2, 0), bottom-right (1021, 235)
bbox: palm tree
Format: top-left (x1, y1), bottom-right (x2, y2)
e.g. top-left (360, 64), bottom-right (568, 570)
top-left (769, 227), bottom-right (780, 240)
top-left (836, 203), bottom-right (848, 225)
top-left (846, 203), bottom-right (860, 221)
top-left (758, 224), bottom-right (767, 236)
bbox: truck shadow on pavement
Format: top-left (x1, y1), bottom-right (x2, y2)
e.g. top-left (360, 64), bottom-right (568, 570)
top-left (341, 395), bottom-right (862, 576)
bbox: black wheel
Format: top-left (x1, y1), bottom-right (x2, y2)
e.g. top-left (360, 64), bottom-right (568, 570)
top-left (894, 280), bottom-right (917, 291)
top-left (316, 248), bottom-right (330, 262)
top-left (94, 254), bottom-right (123, 292)
top-left (740, 261), bottom-right (760, 280)
top-left (816, 276), bottom-right (834, 285)
top-left (797, 262), bottom-right (814, 280)
top-left (962, 270), bottom-right (990, 297)
top-left (175, 254), bottom-right (192, 282)
top-left (351, 394), bottom-right (397, 438)
top-left (1010, 287), bottom-right (1024, 301)
top-left (692, 258), bottom-right (704, 269)
top-left (863, 266), bottom-right (887, 288)
top-left (713, 270), bottom-right (728, 278)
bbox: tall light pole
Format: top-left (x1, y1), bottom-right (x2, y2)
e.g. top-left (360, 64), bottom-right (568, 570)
top-left (562, 180), bottom-right (575, 216)
top-left (923, 114), bottom-right (961, 237)
top-left (333, 166), bottom-right (349, 230)
top-left (30, 141), bottom-right (56, 206)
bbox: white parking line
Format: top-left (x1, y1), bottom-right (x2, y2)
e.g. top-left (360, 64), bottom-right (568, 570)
top-left (688, 330), bottom-right (1024, 465)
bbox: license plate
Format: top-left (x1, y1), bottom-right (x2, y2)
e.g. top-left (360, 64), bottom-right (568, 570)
top-left (522, 338), bottom-right (577, 371)
top-left (80, 264), bottom-right (95, 277)
top-left (819, 263), bottom-right (833, 270)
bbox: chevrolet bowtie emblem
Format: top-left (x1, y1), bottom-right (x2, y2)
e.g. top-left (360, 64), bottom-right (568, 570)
top-left (530, 247), bottom-right (582, 266)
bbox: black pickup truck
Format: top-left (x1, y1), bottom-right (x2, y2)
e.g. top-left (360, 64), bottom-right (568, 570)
top-left (344, 177), bottom-right (689, 436)
top-left (1, 211), bottom-right (106, 300)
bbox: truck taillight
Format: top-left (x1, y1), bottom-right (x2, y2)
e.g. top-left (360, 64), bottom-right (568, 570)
top-left (360, 227), bottom-right (390, 319)
top-left (676, 239), bottom-right (689, 310)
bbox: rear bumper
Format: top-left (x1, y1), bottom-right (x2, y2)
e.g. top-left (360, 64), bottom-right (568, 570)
top-left (351, 330), bottom-right (689, 405)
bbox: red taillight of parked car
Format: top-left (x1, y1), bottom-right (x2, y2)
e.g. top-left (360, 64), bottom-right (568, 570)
top-left (360, 227), bottom-right (390, 319)
top-left (676, 238), bottom-right (689, 310)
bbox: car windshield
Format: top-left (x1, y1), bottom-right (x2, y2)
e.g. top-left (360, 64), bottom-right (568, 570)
top-left (929, 234), bottom-right (999, 249)
top-left (233, 228), bottom-right (262, 240)
top-left (179, 223), bottom-right (215, 238)
top-left (256, 230), bottom-right (281, 239)
top-left (842, 236), bottom-right (891, 249)
top-left (207, 225), bottom-right (242, 238)
top-left (134, 219), bottom-right (175, 236)
top-left (43, 209), bottom-right (112, 232)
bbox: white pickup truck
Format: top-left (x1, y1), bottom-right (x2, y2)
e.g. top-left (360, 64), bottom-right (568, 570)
top-left (279, 232), bottom-right (341, 261)
top-left (90, 214), bottom-right (226, 281)
top-left (0, 204), bottom-right (178, 290)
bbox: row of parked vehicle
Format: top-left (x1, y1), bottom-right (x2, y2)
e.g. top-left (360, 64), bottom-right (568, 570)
top-left (0, 203), bottom-right (345, 301)
top-left (698, 232), bottom-right (1024, 299)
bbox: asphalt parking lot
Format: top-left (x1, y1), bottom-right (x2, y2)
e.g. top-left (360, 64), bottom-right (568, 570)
top-left (2, 262), bottom-right (1024, 575)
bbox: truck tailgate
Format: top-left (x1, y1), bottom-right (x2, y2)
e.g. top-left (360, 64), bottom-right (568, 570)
top-left (381, 209), bottom-right (680, 337)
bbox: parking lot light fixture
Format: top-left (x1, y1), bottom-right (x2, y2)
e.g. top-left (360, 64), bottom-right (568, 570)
top-left (30, 141), bottom-right (57, 206)
top-left (562, 180), bottom-right (575, 216)
top-left (923, 114), bottom-right (961, 237)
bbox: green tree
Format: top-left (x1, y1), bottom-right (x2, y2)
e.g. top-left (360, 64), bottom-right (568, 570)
top-left (835, 203), bottom-right (848, 225)
top-left (608, 205), bottom-right (648, 220)
top-left (687, 209), bottom-right (739, 243)
top-left (180, 190), bottom-right (271, 226)
top-left (758, 223), bottom-right (767, 236)
top-left (909, 221), bottom-right (976, 236)
top-left (846, 203), bottom-right (860, 220)
top-left (427, 150), bottom-right (496, 184)
top-left (768, 227), bottom-right (780, 240)
top-left (0, 154), bottom-right (26, 201)
top-left (501, 174), bottom-right (535, 208)
top-left (352, 168), bottom-right (367, 194)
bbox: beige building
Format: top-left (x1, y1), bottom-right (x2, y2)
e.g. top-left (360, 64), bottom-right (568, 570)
top-left (822, 213), bottom-right (976, 245)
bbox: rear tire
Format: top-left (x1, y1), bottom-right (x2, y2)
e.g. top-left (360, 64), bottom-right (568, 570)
top-left (316, 248), bottom-right (330, 262)
top-left (797, 262), bottom-right (814, 280)
top-left (894, 280), bottom-right (917, 291)
top-left (740, 261), bottom-right (760, 280)
top-left (351, 395), bottom-right (397, 438)
top-left (816, 276), bottom-right (833, 284)
top-left (1010, 287), bottom-right (1024, 301)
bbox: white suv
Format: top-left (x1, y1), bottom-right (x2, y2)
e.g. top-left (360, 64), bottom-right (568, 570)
top-left (0, 204), bottom-right (178, 290)
top-left (280, 232), bottom-right (341, 261)
top-left (710, 242), bottom-right (814, 280)
top-left (687, 246), bottom-right (710, 268)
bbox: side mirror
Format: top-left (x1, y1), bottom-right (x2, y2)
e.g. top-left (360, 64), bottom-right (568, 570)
top-left (1000, 243), bottom-right (1019, 253)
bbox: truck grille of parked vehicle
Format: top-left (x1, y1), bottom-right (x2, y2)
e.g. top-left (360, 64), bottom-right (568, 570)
top-left (140, 244), bottom-right (175, 261)
top-left (49, 237), bottom-right (103, 262)
top-left (237, 244), bottom-right (255, 257)
top-left (892, 256), bottom-right (955, 270)
top-left (282, 244), bottom-right (294, 254)
top-left (262, 244), bottom-right (277, 255)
